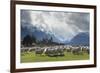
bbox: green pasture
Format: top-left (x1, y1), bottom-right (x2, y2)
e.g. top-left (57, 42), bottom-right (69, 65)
top-left (21, 51), bottom-right (89, 63)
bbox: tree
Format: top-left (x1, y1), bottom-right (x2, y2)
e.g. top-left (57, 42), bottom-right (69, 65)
top-left (31, 35), bottom-right (36, 43)
top-left (22, 35), bottom-right (36, 46)
top-left (49, 37), bottom-right (53, 43)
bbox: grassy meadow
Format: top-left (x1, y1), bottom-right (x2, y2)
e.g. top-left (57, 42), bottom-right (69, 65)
top-left (21, 51), bottom-right (89, 63)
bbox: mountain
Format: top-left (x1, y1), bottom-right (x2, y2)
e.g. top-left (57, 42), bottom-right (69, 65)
top-left (21, 22), bottom-right (62, 43)
top-left (21, 22), bottom-right (89, 45)
top-left (68, 32), bottom-right (89, 46)
top-left (21, 25), bottom-right (30, 40)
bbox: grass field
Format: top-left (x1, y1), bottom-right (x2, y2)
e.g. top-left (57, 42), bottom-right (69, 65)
top-left (21, 51), bottom-right (89, 63)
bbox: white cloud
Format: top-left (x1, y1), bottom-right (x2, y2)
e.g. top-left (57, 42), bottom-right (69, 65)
top-left (21, 10), bottom-right (89, 41)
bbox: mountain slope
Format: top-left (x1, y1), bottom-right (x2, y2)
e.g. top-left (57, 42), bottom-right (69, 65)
top-left (21, 23), bottom-right (62, 43)
top-left (68, 32), bottom-right (89, 45)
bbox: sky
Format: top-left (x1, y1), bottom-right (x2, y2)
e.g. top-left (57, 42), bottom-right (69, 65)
top-left (21, 10), bottom-right (90, 41)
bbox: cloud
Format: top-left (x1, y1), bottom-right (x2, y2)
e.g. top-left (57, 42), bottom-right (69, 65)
top-left (21, 10), bottom-right (32, 23)
top-left (21, 10), bottom-right (90, 41)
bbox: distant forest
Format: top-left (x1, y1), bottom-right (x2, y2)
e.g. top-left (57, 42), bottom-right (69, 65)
top-left (21, 35), bottom-right (63, 47)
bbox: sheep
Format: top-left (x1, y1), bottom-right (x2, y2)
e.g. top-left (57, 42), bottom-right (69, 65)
top-left (71, 46), bottom-right (83, 55)
top-left (81, 46), bottom-right (90, 54)
top-left (35, 47), bottom-right (44, 56)
top-left (45, 47), bottom-right (65, 57)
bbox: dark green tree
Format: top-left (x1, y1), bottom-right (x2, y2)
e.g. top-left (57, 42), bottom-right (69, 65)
top-left (49, 37), bottom-right (53, 43)
top-left (23, 35), bottom-right (36, 46)
top-left (31, 35), bottom-right (36, 43)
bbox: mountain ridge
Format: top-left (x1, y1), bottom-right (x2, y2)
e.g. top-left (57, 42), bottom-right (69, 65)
top-left (21, 22), bottom-right (89, 45)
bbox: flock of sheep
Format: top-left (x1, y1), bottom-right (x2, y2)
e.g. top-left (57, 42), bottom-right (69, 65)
top-left (21, 45), bottom-right (89, 57)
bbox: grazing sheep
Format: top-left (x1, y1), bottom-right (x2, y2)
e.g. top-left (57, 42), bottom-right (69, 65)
top-left (71, 47), bottom-right (83, 55)
top-left (66, 48), bottom-right (72, 52)
top-left (29, 48), bottom-right (35, 52)
top-left (81, 46), bottom-right (90, 54)
top-left (86, 49), bottom-right (89, 54)
top-left (45, 47), bottom-right (64, 57)
top-left (21, 47), bottom-right (29, 53)
top-left (21, 47), bottom-right (29, 56)
top-left (35, 48), bottom-right (44, 55)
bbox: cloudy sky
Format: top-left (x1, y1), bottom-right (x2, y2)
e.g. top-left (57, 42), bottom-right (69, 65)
top-left (21, 10), bottom-right (90, 41)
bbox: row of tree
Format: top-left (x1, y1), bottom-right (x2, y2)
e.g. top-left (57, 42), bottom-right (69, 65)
top-left (21, 34), bottom-right (59, 47)
top-left (22, 35), bottom-right (36, 46)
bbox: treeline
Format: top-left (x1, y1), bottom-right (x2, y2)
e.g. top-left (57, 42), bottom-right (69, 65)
top-left (21, 34), bottom-right (62, 47)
